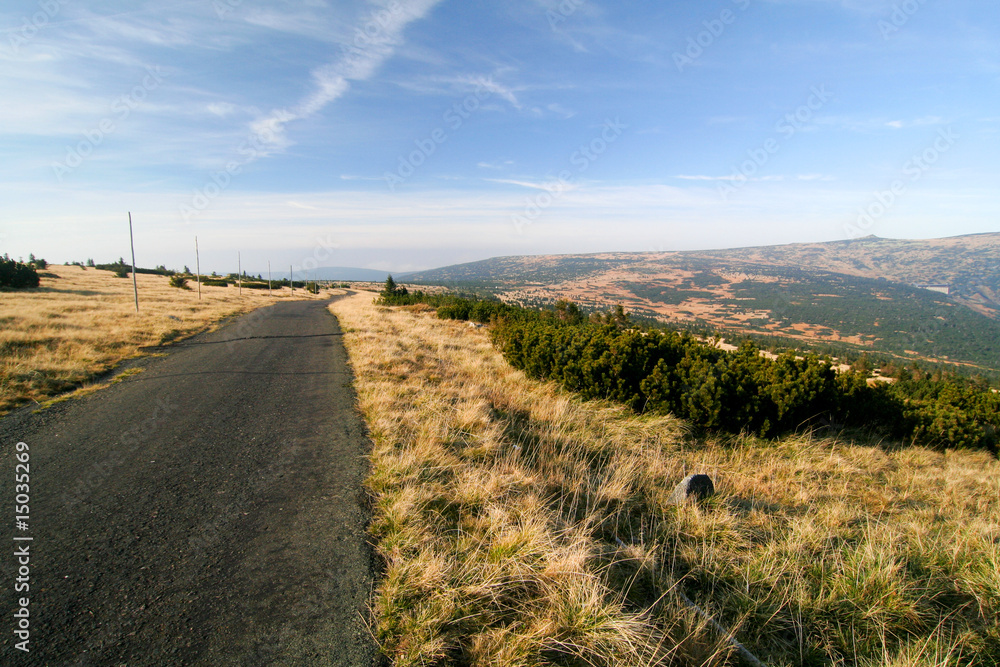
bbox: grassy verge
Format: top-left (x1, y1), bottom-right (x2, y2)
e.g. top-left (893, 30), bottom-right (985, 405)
top-left (0, 264), bottom-right (327, 414)
top-left (332, 293), bottom-right (1000, 666)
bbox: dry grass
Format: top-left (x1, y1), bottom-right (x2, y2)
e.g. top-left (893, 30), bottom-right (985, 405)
top-left (0, 264), bottom-right (327, 414)
top-left (331, 293), bottom-right (1000, 667)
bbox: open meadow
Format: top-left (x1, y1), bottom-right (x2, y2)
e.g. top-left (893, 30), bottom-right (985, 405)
top-left (0, 264), bottom-right (326, 414)
top-left (331, 292), bottom-right (1000, 667)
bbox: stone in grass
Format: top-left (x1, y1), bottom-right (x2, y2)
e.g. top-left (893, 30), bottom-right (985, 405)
top-left (670, 474), bottom-right (715, 504)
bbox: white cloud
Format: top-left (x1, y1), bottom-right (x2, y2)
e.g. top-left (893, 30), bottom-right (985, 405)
top-left (466, 75), bottom-right (522, 110)
top-left (675, 174), bottom-right (740, 181)
top-left (544, 102), bottom-right (575, 118)
top-left (249, 0), bottom-right (443, 156)
top-left (485, 177), bottom-right (578, 191)
top-left (477, 160), bottom-right (514, 170)
top-left (207, 102), bottom-right (236, 117)
top-left (818, 115), bottom-right (947, 132)
top-left (885, 116), bottom-right (944, 129)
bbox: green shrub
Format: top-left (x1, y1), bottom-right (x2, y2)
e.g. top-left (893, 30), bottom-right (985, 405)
top-left (380, 274), bottom-right (408, 299)
top-left (168, 275), bottom-right (190, 290)
top-left (0, 255), bottom-right (40, 288)
top-left (381, 291), bottom-right (999, 450)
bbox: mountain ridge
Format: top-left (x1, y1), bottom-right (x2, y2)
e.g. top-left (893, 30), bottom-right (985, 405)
top-left (407, 232), bottom-right (1000, 317)
top-left (404, 232), bottom-right (1000, 374)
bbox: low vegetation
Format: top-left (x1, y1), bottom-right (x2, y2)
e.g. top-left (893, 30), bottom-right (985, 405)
top-left (333, 292), bottom-right (1000, 666)
top-left (168, 275), bottom-right (190, 290)
top-left (379, 289), bottom-right (1000, 452)
top-left (1, 254), bottom-right (40, 288)
top-left (0, 264), bottom-right (324, 414)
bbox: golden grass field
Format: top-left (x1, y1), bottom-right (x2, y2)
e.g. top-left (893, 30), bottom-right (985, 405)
top-left (331, 292), bottom-right (1000, 667)
top-left (0, 264), bottom-right (327, 414)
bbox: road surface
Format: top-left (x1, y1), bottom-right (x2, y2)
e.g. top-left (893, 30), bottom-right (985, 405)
top-left (0, 298), bottom-right (377, 666)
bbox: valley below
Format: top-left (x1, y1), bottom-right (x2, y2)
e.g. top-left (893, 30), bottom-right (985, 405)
top-left (406, 233), bottom-right (1000, 376)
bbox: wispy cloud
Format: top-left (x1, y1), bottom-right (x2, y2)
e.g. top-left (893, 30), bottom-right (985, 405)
top-left (485, 177), bottom-right (578, 191)
top-left (885, 116), bottom-right (944, 129)
top-left (477, 160), bottom-right (514, 170)
top-left (675, 174), bottom-right (739, 181)
top-left (816, 115), bottom-right (948, 132)
top-left (676, 174), bottom-right (793, 182)
top-left (206, 102), bottom-right (236, 117)
top-left (466, 74), bottom-right (522, 109)
top-left (249, 0), bottom-right (443, 156)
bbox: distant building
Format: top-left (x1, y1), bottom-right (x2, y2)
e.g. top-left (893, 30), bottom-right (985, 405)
top-left (914, 283), bottom-right (950, 295)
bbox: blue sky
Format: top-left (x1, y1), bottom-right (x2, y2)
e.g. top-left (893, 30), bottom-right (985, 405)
top-left (1, 0), bottom-right (997, 274)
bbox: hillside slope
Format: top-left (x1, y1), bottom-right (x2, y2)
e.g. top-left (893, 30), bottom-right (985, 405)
top-left (331, 292), bottom-right (1000, 667)
top-left (405, 234), bottom-right (1000, 373)
top-left (696, 233), bottom-right (1000, 319)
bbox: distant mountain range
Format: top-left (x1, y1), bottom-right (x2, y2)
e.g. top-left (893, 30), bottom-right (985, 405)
top-left (403, 233), bottom-right (1000, 374)
top-left (299, 266), bottom-right (401, 282)
top-left (692, 233), bottom-right (1000, 319)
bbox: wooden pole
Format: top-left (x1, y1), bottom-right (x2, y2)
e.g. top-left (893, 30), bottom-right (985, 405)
top-left (129, 212), bottom-right (139, 313)
top-left (238, 252), bottom-right (242, 296)
top-left (268, 260), bottom-right (272, 296)
top-left (290, 265), bottom-right (293, 291)
top-left (195, 236), bottom-right (202, 300)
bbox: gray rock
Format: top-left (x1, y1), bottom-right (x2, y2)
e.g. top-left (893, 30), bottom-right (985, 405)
top-left (670, 474), bottom-right (715, 504)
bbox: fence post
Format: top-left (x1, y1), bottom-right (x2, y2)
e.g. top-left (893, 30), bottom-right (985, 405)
top-left (195, 236), bottom-right (202, 300)
top-left (129, 212), bottom-right (138, 313)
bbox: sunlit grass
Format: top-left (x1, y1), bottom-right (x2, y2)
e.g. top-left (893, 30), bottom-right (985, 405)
top-left (332, 293), bottom-right (1000, 666)
top-left (0, 264), bottom-right (326, 414)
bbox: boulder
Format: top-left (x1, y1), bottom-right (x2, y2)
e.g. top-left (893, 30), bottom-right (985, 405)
top-left (669, 474), bottom-right (715, 504)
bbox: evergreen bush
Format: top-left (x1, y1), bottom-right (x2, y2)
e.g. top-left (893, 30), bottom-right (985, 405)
top-left (0, 255), bottom-right (40, 288)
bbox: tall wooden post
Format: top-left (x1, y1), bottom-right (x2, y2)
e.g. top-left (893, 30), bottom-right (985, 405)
top-left (129, 212), bottom-right (139, 313)
top-left (290, 265), bottom-right (293, 291)
top-left (195, 236), bottom-right (202, 300)
top-left (268, 261), bottom-right (272, 296)
top-left (238, 252), bottom-right (242, 296)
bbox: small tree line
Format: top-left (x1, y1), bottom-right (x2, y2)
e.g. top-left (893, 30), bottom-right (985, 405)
top-left (377, 285), bottom-right (1000, 452)
top-left (2, 255), bottom-right (324, 295)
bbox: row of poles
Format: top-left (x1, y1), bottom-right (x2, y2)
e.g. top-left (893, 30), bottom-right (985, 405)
top-left (128, 212), bottom-right (300, 313)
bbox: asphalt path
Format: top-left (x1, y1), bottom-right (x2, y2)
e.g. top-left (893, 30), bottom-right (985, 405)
top-left (0, 298), bottom-right (378, 666)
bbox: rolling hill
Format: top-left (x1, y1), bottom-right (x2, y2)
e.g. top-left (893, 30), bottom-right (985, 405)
top-left (405, 233), bottom-right (1000, 374)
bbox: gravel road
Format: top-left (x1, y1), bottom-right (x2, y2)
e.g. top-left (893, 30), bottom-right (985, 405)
top-left (0, 298), bottom-right (378, 666)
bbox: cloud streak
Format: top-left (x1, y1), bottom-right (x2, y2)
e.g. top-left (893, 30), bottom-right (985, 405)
top-left (249, 0), bottom-right (443, 156)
